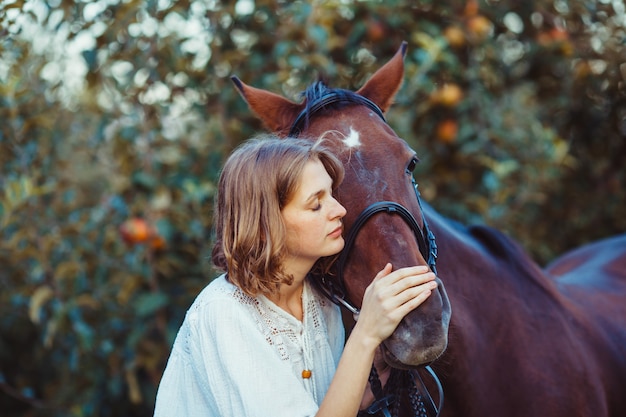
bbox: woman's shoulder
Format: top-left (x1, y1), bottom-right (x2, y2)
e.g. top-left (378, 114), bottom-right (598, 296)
top-left (194, 273), bottom-right (235, 300)
top-left (188, 274), bottom-right (255, 317)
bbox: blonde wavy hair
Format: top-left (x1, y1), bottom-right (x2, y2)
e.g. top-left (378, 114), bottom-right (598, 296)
top-left (211, 135), bottom-right (345, 297)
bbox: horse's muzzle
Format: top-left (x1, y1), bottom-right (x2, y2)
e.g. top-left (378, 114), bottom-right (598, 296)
top-left (382, 279), bottom-right (451, 369)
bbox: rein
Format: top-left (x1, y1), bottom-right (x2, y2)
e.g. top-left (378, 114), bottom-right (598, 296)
top-left (290, 89), bottom-right (443, 417)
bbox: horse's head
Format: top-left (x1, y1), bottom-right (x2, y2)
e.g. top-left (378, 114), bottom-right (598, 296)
top-left (231, 42), bottom-right (451, 368)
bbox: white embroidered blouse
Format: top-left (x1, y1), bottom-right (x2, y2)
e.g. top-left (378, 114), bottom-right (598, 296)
top-left (153, 274), bottom-right (345, 417)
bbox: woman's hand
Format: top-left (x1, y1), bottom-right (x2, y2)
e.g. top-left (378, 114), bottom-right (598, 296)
top-left (353, 264), bottom-right (437, 347)
top-left (318, 264), bottom-right (436, 417)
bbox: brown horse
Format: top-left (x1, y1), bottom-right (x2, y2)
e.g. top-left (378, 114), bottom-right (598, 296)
top-left (231, 43), bottom-right (626, 417)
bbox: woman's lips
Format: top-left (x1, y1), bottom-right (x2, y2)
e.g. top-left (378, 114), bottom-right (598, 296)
top-left (328, 226), bottom-right (343, 238)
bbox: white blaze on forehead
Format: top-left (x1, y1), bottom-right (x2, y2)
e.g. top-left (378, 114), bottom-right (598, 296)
top-left (342, 127), bottom-right (361, 148)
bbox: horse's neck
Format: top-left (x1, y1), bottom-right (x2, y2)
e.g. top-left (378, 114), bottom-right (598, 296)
top-left (423, 203), bottom-right (552, 294)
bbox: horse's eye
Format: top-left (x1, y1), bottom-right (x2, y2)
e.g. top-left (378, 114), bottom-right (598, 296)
top-left (406, 157), bottom-right (418, 173)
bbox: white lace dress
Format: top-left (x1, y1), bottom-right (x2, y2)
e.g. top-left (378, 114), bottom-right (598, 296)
top-left (153, 274), bottom-right (345, 417)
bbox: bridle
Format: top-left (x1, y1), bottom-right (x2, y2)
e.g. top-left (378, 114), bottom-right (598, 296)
top-left (289, 88), bottom-right (438, 314)
top-left (311, 186), bottom-right (437, 318)
top-left (289, 88), bottom-right (443, 417)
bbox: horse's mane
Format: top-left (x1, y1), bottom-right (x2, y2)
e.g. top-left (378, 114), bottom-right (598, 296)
top-left (466, 224), bottom-right (558, 297)
top-left (423, 202), bottom-right (528, 265)
top-left (467, 224), bottom-right (524, 262)
top-left (299, 81), bottom-right (363, 128)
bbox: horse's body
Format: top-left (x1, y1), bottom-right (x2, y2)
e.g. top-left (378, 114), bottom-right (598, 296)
top-left (429, 207), bottom-right (626, 416)
top-left (232, 43), bottom-right (626, 417)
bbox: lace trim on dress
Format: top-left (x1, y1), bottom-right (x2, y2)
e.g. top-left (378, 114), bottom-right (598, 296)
top-left (199, 277), bottom-right (330, 364)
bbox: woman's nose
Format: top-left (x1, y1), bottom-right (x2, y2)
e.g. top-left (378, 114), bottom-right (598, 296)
top-left (332, 198), bottom-right (347, 218)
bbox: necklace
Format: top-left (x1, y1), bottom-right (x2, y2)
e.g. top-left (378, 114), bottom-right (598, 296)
top-left (301, 286), bottom-right (313, 380)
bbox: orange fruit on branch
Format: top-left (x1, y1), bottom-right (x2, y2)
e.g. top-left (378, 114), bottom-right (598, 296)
top-left (436, 119), bottom-right (459, 144)
top-left (430, 83), bottom-right (464, 108)
top-left (119, 217), bottom-right (166, 249)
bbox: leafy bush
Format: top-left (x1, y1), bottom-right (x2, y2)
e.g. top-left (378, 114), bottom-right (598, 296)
top-left (1, 0), bottom-right (623, 415)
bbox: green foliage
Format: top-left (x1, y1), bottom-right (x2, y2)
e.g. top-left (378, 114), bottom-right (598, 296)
top-left (1, 0), bottom-right (624, 415)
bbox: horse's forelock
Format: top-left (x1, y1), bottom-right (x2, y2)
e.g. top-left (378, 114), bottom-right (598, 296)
top-left (299, 81), bottom-right (365, 129)
top-left (302, 81), bottom-right (330, 104)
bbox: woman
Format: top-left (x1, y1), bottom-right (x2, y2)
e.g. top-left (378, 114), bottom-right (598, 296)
top-left (153, 136), bottom-right (437, 416)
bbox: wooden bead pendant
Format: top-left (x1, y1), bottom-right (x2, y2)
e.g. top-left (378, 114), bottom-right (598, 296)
top-left (302, 369), bottom-right (312, 379)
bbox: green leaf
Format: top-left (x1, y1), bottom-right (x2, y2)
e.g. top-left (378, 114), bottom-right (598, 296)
top-left (134, 292), bottom-right (169, 317)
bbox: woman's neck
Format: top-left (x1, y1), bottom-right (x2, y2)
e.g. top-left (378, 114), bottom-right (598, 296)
top-left (267, 274), bottom-right (306, 321)
top-left (267, 257), bottom-right (316, 320)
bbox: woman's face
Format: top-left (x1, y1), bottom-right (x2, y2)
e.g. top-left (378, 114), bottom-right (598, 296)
top-left (281, 159), bottom-right (347, 274)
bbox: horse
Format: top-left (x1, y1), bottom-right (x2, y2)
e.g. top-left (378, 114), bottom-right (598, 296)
top-left (231, 42), bottom-right (626, 417)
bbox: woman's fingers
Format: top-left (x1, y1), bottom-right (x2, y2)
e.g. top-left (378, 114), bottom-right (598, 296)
top-left (380, 280), bottom-right (437, 318)
top-left (395, 281), bottom-right (437, 314)
top-left (389, 271), bottom-right (437, 297)
top-left (369, 266), bottom-right (436, 299)
top-left (372, 263), bottom-right (393, 281)
top-left (386, 265), bottom-right (431, 284)
top-left (357, 264), bottom-right (439, 344)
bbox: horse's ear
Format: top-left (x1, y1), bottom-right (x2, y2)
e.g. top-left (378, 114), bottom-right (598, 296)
top-left (231, 76), bottom-right (304, 135)
top-left (356, 41), bottom-right (407, 113)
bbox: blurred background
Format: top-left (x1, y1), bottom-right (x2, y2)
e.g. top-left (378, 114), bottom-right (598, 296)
top-left (1, 0), bottom-right (624, 415)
